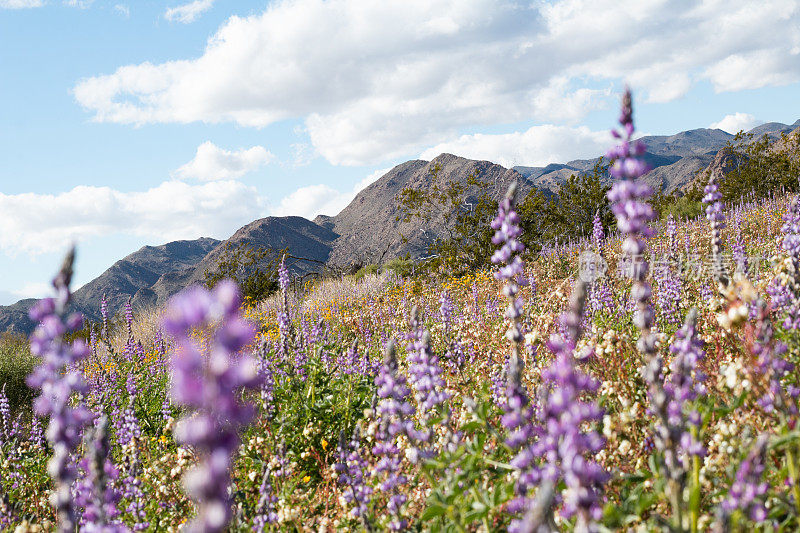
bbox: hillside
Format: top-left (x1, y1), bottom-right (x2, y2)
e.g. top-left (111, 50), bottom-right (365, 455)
top-left (1, 120), bottom-right (799, 334)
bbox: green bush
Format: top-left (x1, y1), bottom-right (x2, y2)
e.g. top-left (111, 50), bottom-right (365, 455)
top-left (660, 196), bottom-right (705, 221)
top-left (0, 333), bottom-right (38, 414)
top-left (353, 264), bottom-right (380, 280)
top-left (384, 258), bottom-right (414, 278)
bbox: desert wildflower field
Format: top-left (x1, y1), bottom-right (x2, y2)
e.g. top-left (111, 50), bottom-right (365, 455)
top-left (2, 92), bottom-right (800, 533)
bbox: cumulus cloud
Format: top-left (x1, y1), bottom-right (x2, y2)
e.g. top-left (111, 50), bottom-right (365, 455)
top-left (64, 0), bottom-right (94, 8)
top-left (710, 112), bottom-right (764, 134)
top-left (173, 141), bottom-right (274, 181)
top-left (74, 0), bottom-right (800, 165)
top-left (420, 125), bottom-right (611, 168)
top-left (0, 180), bottom-right (265, 255)
top-left (273, 167), bottom-right (390, 219)
top-left (164, 0), bottom-right (213, 23)
top-left (0, 0), bottom-right (43, 8)
top-left (114, 4), bottom-right (129, 17)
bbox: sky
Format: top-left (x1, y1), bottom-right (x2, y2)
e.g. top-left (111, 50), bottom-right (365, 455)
top-left (0, 0), bottom-right (799, 305)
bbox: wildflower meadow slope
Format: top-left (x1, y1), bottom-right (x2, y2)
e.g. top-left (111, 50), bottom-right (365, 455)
top-left (2, 90), bottom-right (800, 532)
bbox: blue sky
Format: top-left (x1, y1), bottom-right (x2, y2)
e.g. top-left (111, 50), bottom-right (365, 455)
top-left (0, 0), bottom-right (798, 305)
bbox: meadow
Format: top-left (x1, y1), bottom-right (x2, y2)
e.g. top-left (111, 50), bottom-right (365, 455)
top-left (1, 91), bottom-right (800, 532)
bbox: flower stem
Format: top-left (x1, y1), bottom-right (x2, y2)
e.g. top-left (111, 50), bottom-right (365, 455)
top-left (786, 445), bottom-right (800, 517)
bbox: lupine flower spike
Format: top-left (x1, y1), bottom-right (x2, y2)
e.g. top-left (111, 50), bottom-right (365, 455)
top-left (606, 87), bottom-right (657, 358)
top-left (162, 280), bottom-right (261, 533)
top-left (27, 248), bottom-right (93, 533)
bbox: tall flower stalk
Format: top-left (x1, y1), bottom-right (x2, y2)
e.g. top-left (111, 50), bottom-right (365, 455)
top-left (704, 170), bottom-right (728, 289)
top-left (606, 88), bottom-right (656, 358)
top-left (162, 280), bottom-right (261, 533)
top-left (372, 341), bottom-right (415, 531)
top-left (27, 248), bottom-right (93, 533)
top-left (527, 280), bottom-right (607, 533)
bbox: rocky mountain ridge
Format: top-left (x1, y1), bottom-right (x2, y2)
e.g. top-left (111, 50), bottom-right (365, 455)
top-left (1, 119), bottom-right (798, 334)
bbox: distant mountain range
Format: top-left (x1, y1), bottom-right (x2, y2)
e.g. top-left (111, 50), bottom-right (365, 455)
top-left (2, 119), bottom-right (798, 334)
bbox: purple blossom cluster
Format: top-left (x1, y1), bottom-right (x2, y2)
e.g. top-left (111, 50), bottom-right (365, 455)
top-left (333, 427), bottom-right (373, 520)
top-left (751, 299), bottom-right (798, 418)
top-left (405, 310), bottom-right (449, 448)
top-left (704, 170), bottom-right (728, 288)
top-left (26, 249), bottom-right (94, 532)
top-left (491, 182), bottom-right (527, 347)
top-left (605, 88), bottom-right (657, 357)
top-left (162, 280), bottom-right (261, 533)
top-left (720, 435), bottom-right (769, 524)
top-left (529, 281), bottom-right (607, 532)
top-left (372, 341), bottom-right (415, 530)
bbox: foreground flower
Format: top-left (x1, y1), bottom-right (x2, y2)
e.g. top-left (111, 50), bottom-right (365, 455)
top-left (525, 280), bottom-right (607, 533)
top-left (26, 248), bottom-right (93, 533)
top-left (717, 435), bottom-right (769, 527)
top-left (606, 87), bottom-right (656, 357)
top-left (372, 341), bottom-right (415, 531)
top-left (162, 280), bottom-right (261, 533)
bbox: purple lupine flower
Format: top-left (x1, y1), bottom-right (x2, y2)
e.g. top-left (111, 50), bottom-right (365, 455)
top-left (664, 309), bottom-right (707, 459)
top-left (719, 435), bottom-right (770, 525)
top-left (588, 210), bottom-right (613, 316)
top-left (114, 375), bottom-right (147, 530)
top-left (750, 299), bottom-right (798, 417)
top-left (334, 427), bottom-right (373, 521)
top-left (491, 182), bottom-right (527, 413)
top-left (777, 197), bottom-right (800, 329)
top-left (704, 170), bottom-right (728, 288)
top-left (655, 262), bottom-right (682, 326)
top-left (26, 248), bottom-right (93, 533)
top-left (439, 290), bottom-right (454, 334)
top-left (372, 341), bottom-right (414, 531)
top-left (125, 297), bottom-right (134, 341)
top-left (253, 466), bottom-right (279, 531)
top-left (606, 89), bottom-right (656, 357)
top-left (521, 280), bottom-right (607, 532)
top-left (0, 385), bottom-right (10, 446)
top-left (339, 339), bottom-right (360, 376)
top-left (405, 310), bottom-right (449, 458)
top-left (80, 416), bottom-right (127, 532)
top-left (163, 280), bottom-right (261, 533)
top-left (100, 294), bottom-right (109, 340)
top-left (276, 255), bottom-right (297, 368)
top-left (642, 309), bottom-right (707, 526)
top-left (30, 413), bottom-right (44, 450)
top-left (731, 211), bottom-right (749, 277)
top-left (592, 210), bottom-right (604, 253)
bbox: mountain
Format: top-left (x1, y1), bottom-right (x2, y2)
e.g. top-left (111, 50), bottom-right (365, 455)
top-left (135, 216), bottom-right (338, 310)
top-left (0, 238), bottom-right (219, 335)
top-left (326, 153), bottom-right (532, 266)
top-left (2, 119), bottom-right (798, 334)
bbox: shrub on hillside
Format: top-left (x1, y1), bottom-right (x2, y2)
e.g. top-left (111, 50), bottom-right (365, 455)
top-left (0, 332), bottom-right (37, 413)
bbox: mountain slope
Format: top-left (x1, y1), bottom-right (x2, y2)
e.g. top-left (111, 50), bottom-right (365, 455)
top-left (135, 216), bottom-right (338, 310)
top-left (3, 119), bottom-right (799, 334)
top-left (0, 237), bottom-right (220, 335)
top-left (327, 153), bottom-right (531, 266)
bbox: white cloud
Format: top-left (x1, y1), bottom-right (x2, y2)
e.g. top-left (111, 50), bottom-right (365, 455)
top-left (64, 0), bottom-right (94, 7)
top-left (164, 0), bottom-right (213, 23)
top-left (173, 141), bottom-right (274, 181)
top-left (0, 180), bottom-right (265, 255)
top-left (74, 0), bottom-right (800, 165)
top-left (710, 112), bottom-right (764, 134)
top-left (273, 167), bottom-right (390, 219)
top-left (0, 0), bottom-right (43, 8)
top-left (420, 125), bottom-right (611, 168)
top-left (13, 282), bottom-right (51, 300)
top-left (114, 4), bottom-right (129, 17)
